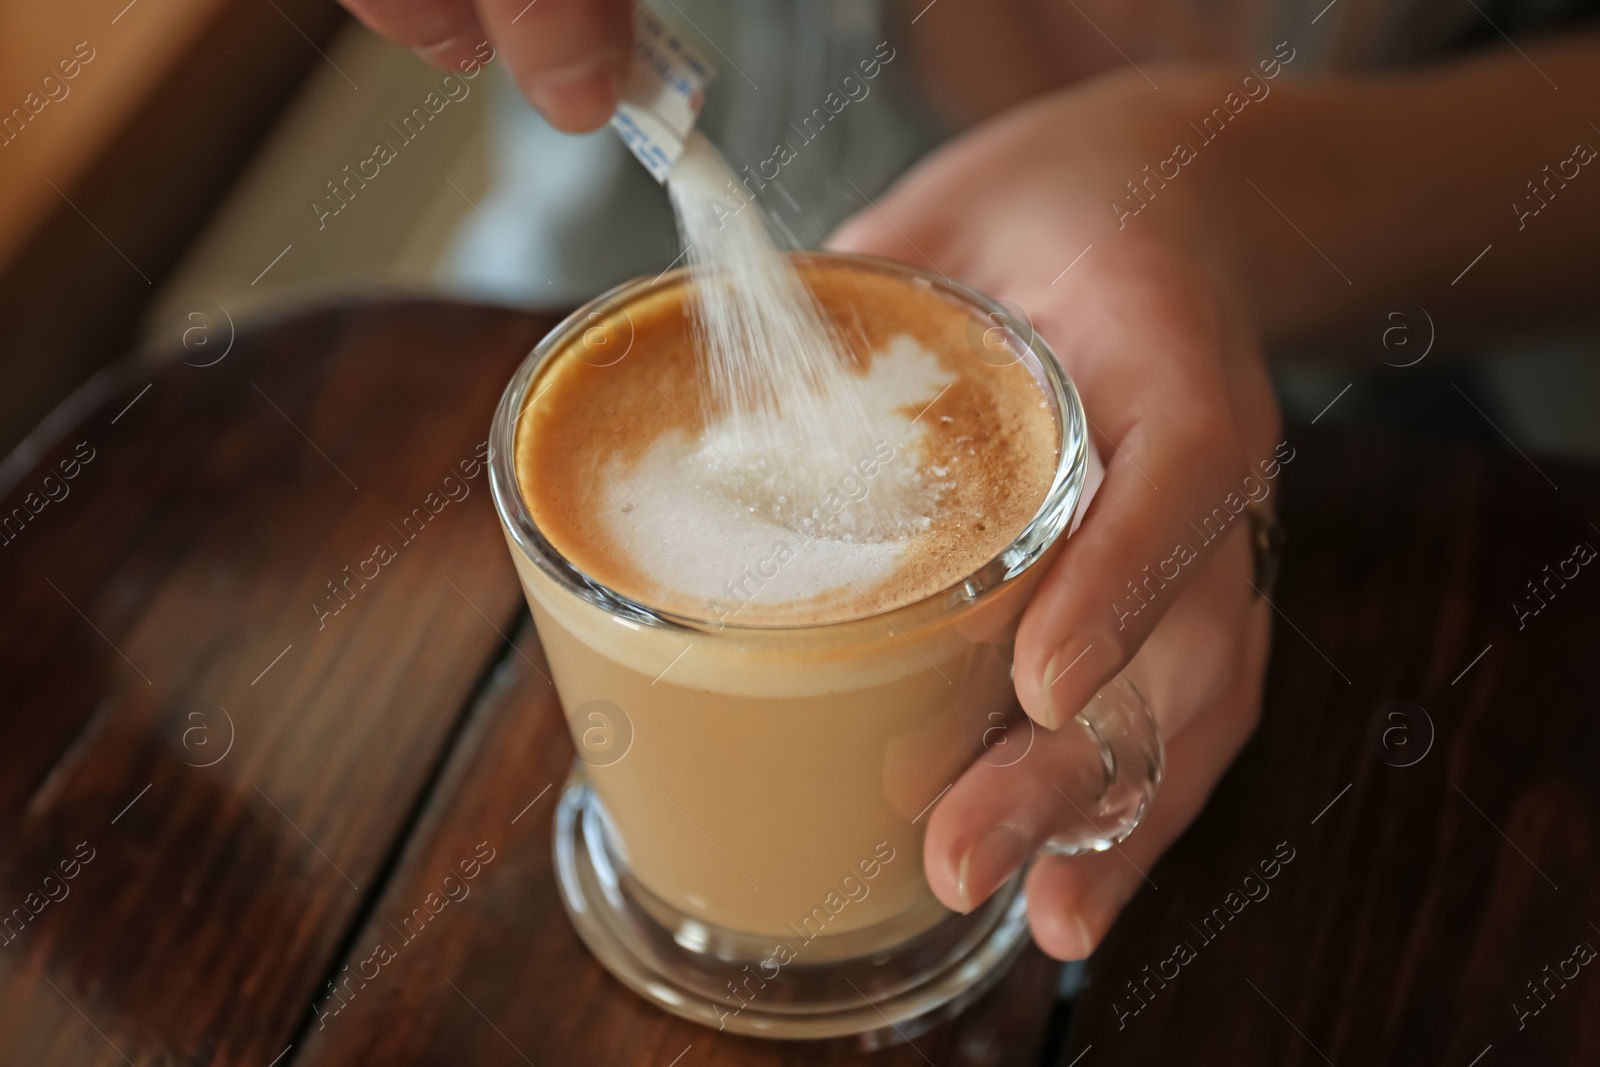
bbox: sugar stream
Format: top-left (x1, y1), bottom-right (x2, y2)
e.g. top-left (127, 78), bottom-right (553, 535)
top-left (663, 132), bottom-right (943, 545)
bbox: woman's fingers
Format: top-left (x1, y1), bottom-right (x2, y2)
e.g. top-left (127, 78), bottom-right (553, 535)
top-left (828, 160), bottom-right (1260, 738)
top-left (1025, 598), bottom-right (1269, 960)
top-left (825, 72), bottom-right (1283, 966)
top-left (343, 0), bottom-right (632, 129)
top-left (339, 0), bottom-right (486, 71)
top-left (923, 527), bottom-right (1259, 914)
top-left (1096, 496), bottom-right (1256, 739)
top-left (478, 0), bottom-right (632, 131)
top-left (1006, 238), bottom-right (1267, 739)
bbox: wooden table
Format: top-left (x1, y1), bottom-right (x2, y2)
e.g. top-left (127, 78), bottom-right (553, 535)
top-left (0, 300), bottom-right (1594, 1066)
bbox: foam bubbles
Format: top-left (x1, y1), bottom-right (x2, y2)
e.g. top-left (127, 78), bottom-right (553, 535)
top-left (603, 334), bottom-right (953, 620)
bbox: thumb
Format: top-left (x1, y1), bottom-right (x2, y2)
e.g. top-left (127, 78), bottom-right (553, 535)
top-left (826, 199), bottom-right (907, 259)
top-left (823, 181), bottom-right (952, 270)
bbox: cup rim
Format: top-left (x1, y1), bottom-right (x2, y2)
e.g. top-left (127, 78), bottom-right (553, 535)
top-left (487, 250), bottom-right (1090, 635)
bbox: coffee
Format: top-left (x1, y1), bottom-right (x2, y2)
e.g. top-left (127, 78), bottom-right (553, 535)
top-left (508, 256), bottom-right (1062, 940)
top-left (517, 260), bottom-right (1058, 627)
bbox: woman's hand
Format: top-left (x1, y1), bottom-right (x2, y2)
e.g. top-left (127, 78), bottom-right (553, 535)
top-left (831, 68), bottom-right (1282, 959)
top-left (337, 0), bottom-right (631, 131)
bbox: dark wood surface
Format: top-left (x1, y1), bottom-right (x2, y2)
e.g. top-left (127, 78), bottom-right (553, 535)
top-left (1063, 427), bottom-right (1600, 1064)
top-left (0, 301), bottom-right (539, 1065)
top-left (0, 298), bottom-right (1594, 1066)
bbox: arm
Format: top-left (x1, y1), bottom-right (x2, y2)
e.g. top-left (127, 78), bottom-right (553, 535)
top-left (1188, 35), bottom-right (1600, 345)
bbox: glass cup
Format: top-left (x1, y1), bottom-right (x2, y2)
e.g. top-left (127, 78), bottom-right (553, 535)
top-left (488, 252), bottom-right (1163, 1041)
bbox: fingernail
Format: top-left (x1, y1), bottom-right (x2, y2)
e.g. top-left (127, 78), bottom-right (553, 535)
top-left (414, 33), bottom-right (465, 67)
top-left (1068, 913), bottom-right (1096, 960)
top-left (956, 825), bottom-right (1033, 913)
top-left (1038, 655), bottom-right (1060, 730)
top-left (1039, 642), bottom-right (1097, 731)
top-left (528, 55), bottom-right (620, 131)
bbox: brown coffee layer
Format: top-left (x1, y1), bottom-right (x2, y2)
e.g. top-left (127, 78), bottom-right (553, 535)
top-left (515, 259), bottom-right (1059, 625)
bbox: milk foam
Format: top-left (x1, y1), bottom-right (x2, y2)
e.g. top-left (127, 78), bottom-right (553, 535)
top-left (602, 335), bottom-right (954, 618)
top-left (516, 259), bottom-right (1063, 629)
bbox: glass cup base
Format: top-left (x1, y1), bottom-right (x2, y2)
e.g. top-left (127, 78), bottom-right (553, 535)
top-left (553, 765), bottom-right (1033, 1042)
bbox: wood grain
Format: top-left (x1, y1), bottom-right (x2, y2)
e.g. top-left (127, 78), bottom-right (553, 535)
top-left (1061, 428), bottom-right (1600, 1064)
top-left (0, 300), bottom-right (550, 1066)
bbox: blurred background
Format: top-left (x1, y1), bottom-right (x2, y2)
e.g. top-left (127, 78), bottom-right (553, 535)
top-left (2, 0), bottom-right (1597, 461)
